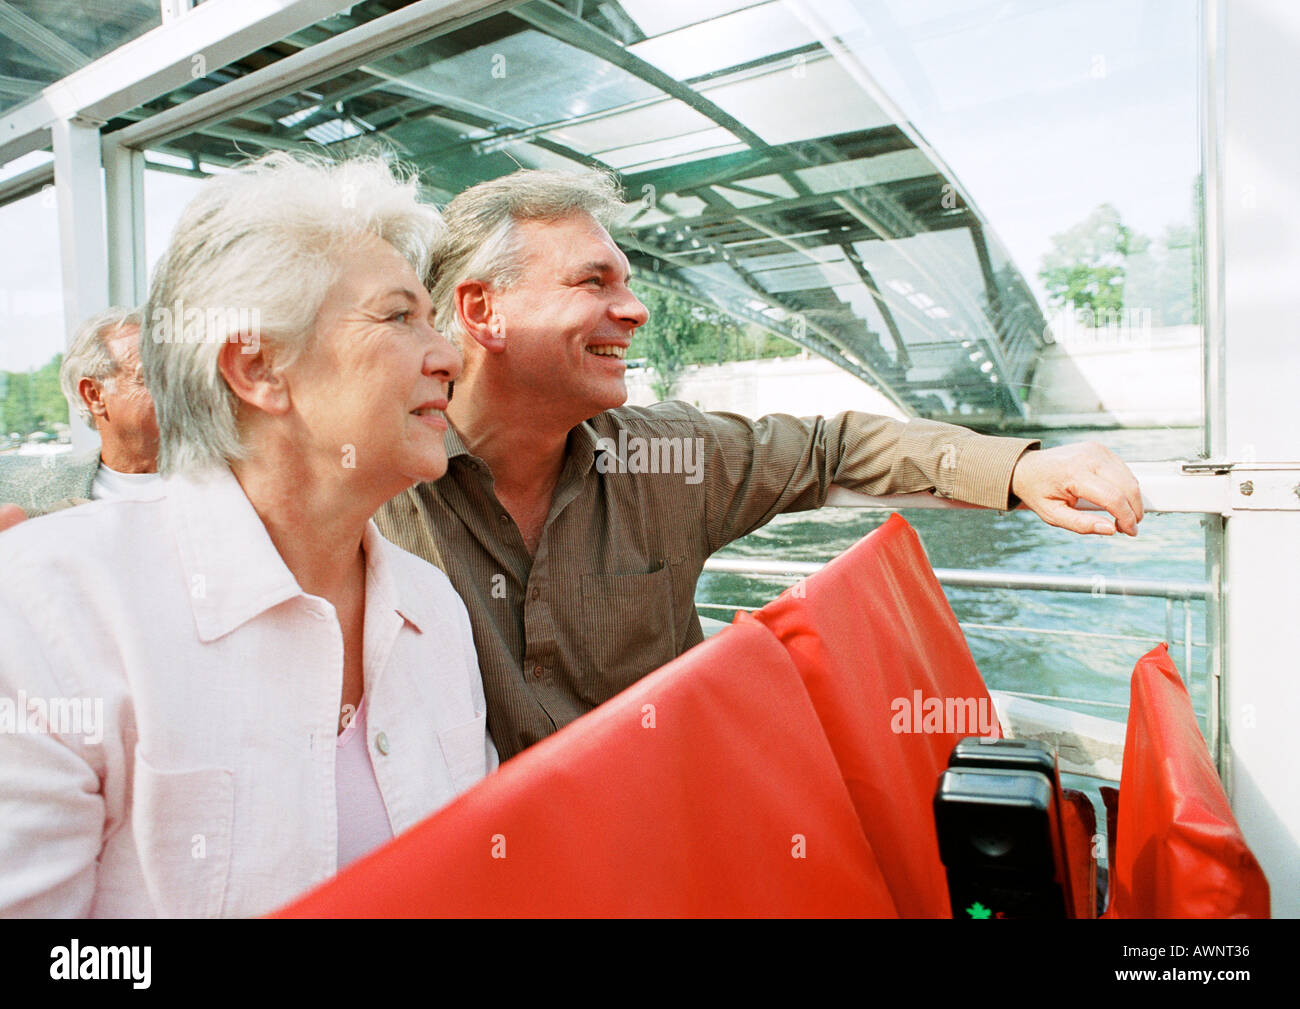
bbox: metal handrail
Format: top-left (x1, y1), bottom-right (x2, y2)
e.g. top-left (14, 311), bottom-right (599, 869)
top-left (702, 558), bottom-right (1210, 599)
top-left (697, 561), bottom-right (1213, 734)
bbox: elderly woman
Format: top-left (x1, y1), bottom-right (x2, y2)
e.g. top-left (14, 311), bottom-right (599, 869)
top-left (0, 152), bottom-right (496, 917)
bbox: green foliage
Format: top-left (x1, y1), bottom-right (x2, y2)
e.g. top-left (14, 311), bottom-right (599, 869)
top-left (629, 285), bottom-right (691, 400)
top-left (1038, 203), bottom-right (1146, 315)
top-left (628, 282), bottom-right (796, 400)
top-left (0, 353), bottom-right (68, 437)
top-left (1038, 192), bottom-right (1202, 326)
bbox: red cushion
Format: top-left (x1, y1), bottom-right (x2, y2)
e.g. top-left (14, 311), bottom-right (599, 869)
top-left (1105, 644), bottom-right (1269, 918)
top-left (743, 513), bottom-right (1001, 917)
top-left (273, 620), bottom-right (896, 917)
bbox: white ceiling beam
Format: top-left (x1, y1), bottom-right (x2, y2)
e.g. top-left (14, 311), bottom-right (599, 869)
top-left (0, 160), bottom-right (52, 204)
top-left (0, 0), bottom-right (358, 166)
top-left (105, 0), bottom-right (511, 151)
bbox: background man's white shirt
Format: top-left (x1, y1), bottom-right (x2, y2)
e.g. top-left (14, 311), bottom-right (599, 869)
top-left (91, 464), bottom-right (163, 503)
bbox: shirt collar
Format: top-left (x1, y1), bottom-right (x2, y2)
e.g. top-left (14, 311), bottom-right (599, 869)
top-left (442, 423), bottom-right (472, 461)
top-left (170, 465), bottom-right (427, 643)
top-left (446, 417), bottom-right (605, 475)
top-left (570, 420), bottom-right (603, 475)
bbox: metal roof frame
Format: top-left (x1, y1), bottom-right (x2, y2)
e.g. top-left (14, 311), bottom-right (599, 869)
top-left (0, 0), bottom-right (360, 166)
top-left (8, 0), bottom-right (1047, 428)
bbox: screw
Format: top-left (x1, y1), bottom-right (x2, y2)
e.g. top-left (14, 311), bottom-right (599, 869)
top-left (1240, 480), bottom-right (1254, 496)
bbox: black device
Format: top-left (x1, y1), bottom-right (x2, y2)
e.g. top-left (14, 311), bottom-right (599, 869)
top-left (934, 737), bottom-right (1072, 918)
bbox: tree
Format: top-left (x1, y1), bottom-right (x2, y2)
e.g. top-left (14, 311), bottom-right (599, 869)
top-left (628, 285), bottom-right (691, 400)
top-left (0, 353), bottom-right (68, 437)
top-left (627, 282), bottom-right (800, 399)
top-left (1038, 203), bottom-right (1148, 316)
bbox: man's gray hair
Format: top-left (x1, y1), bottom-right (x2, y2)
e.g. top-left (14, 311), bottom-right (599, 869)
top-left (59, 307), bottom-right (144, 425)
top-left (430, 168), bottom-right (627, 344)
top-left (142, 150), bottom-right (442, 476)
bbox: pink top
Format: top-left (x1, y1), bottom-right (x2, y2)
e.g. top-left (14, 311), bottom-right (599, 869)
top-left (336, 697), bottom-right (395, 871)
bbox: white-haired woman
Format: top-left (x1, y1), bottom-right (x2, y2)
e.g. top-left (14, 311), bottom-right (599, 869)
top-left (0, 152), bottom-right (496, 917)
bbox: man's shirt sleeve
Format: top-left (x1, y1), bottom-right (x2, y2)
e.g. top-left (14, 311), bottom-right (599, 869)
top-left (691, 407), bottom-right (1039, 552)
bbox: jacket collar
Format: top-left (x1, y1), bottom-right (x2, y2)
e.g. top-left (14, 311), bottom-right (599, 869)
top-left (169, 465), bottom-right (428, 643)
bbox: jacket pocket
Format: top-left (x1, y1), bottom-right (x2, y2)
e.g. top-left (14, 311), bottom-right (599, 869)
top-left (131, 751), bottom-right (234, 918)
top-left (438, 713), bottom-right (490, 793)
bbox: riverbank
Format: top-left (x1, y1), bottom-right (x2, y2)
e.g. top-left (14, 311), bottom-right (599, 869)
top-left (626, 324), bottom-right (1203, 435)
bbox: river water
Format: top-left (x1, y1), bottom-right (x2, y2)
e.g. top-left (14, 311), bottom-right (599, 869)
top-left (697, 427), bottom-right (1211, 728)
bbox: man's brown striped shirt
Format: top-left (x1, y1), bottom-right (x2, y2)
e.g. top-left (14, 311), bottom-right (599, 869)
top-left (375, 402), bottom-right (1037, 760)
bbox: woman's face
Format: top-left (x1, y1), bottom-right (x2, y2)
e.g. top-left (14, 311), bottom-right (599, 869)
top-left (285, 235), bottom-right (461, 494)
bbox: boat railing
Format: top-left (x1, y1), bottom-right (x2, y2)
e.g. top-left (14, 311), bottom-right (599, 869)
top-left (697, 561), bottom-right (1210, 780)
top-left (695, 461), bottom-right (1224, 781)
top-left (701, 563), bottom-right (1207, 675)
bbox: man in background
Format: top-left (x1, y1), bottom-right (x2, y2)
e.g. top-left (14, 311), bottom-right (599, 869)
top-left (0, 308), bottom-right (159, 523)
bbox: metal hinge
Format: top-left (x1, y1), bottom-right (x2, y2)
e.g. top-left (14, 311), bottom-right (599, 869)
top-left (1182, 460), bottom-right (1233, 475)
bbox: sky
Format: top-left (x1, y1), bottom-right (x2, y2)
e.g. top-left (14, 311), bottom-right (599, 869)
top-left (0, 0), bottom-right (1201, 374)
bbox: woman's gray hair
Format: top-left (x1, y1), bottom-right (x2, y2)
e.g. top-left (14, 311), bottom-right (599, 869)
top-left (429, 168), bottom-right (627, 344)
top-left (59, 307), bottom-right (144, 424)
top-left (142, 150), bottom-right (442, 476)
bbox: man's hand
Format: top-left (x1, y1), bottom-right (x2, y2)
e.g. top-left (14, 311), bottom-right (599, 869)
top-left (0, 504), bottom-right (27, 532)
top-left (1010, 443), bottom-right (1143, 536)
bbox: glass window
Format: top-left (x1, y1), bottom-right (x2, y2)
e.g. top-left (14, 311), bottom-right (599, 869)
top-left (0, 187), bottom-right (67, 450)
top-left (143, 154), bottom-right (211, 278)
top-left (119, 0), bottom-right (1213, 757)
top-left (0, 0), bottom-right (161, 116)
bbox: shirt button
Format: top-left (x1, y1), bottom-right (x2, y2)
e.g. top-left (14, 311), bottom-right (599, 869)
top-left (533, 664), bottom-right (544, 680)
top-left (374, 731), bottom-right (390, 756)
top-left (499, 514), bottom-right (510, 524)
top-left (530, 587), bottom-right (540, 600)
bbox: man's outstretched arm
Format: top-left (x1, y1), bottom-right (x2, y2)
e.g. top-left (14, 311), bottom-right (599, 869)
top-left (689, 407), bottom-right (1143, 549)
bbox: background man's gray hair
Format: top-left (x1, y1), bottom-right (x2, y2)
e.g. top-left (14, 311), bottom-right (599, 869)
top-left (59, 307), bottom-right (144, 425)
top-left (142, 150), bottom-right (442, 476)
top-left (430, 168), bottom-right (628, 345)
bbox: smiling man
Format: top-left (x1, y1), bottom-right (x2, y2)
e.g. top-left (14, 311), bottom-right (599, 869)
top-left (376, 169), bottom-right (1144, 761)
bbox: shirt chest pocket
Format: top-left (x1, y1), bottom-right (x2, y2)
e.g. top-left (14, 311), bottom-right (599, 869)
top-left (577, 562), bottom-right (679, 703)
top-left (130, 751), bottom-right (235, 918)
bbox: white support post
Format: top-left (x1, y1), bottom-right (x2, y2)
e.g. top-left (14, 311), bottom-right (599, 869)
top-left (52, 118), bottom-right (108, 454)
top-left (160, 0), bottom-right (197, 24)
top-left (1217, 0), bottom-right (1300, 918)
top-left (104, 144), bottom-right (147, 308)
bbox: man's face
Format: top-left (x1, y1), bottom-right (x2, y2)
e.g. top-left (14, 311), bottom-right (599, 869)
top-left (99, 325), bottom-right (160, 456)
top-left (488, 213), bottom-right (648, 422)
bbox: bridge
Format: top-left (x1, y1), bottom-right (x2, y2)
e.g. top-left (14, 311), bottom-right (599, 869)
top-left (1, 0), bottom-right (1053, 427)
